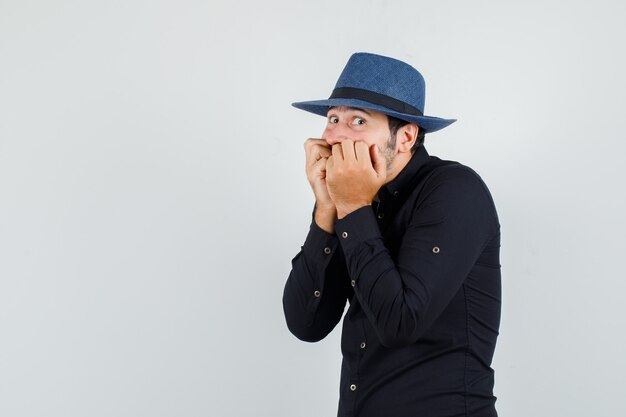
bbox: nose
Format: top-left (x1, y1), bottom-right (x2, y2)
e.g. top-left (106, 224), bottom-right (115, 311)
top-left (323, 124), bottom-right (351, 146)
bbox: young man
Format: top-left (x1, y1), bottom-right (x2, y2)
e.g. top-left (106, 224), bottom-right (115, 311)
top-left (282, 52), bottom-right (501, 417)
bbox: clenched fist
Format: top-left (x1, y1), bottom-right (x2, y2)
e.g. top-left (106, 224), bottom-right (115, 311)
top-left (304, 138), bottom-right (337, 233)
top-left (326, 139), bottom-right (387, 219)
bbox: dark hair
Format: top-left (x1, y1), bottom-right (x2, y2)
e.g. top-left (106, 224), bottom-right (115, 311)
top-left (387, 116), bottom-right (425, 153)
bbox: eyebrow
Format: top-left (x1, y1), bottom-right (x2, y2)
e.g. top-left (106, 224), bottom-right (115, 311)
top-left (327, 106), bottom-right (372, 116)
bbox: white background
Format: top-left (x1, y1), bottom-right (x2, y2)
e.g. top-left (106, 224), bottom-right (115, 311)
top-left (1, 1), bottom-right (625, 416)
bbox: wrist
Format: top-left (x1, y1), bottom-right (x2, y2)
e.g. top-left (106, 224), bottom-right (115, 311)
top-left (336, 202), bottom-right (370, 219)
top-left (315, 201), bottom-right (336, 213)
top-left (314, 204), bottom-right (337, 234)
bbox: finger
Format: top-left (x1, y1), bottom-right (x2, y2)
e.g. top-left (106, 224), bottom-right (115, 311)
top-left (370, 144), bottom-right (386, 176)
top-left (306, 143), bottom-right (332, 166)
top-left (314, 144), bottom-right (332, 158)
top-left (326, 155), bottom-right (334, 170)
top-left (307, 149), bottom-right (328, 167)
top-left (354, 141), bottom-right (371, 165)
top-left (304, 139), bottom-right (318, 166)
top-left (312, 156), bottom-right (328, 174)
top-left (304, 138), bottom-right (330, 157)
top-left (331, 143), bottom-right (344, 161)
top-left (341, 139), bottom-right (357, 162)
top-left (304, 138), bottom-right (326, 150)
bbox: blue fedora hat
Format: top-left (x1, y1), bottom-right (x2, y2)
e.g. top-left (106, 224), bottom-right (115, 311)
top-left (292, 52), bottom-right (456, 133)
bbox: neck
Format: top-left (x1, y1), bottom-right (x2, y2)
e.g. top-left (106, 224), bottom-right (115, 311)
top-left (384, 150), bottom-right (412, 185)
top-left (374, 151), bottom-right (412, 202)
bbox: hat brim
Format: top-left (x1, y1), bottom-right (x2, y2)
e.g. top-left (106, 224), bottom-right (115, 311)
top-left (292, 98), bottom-right (455, 133)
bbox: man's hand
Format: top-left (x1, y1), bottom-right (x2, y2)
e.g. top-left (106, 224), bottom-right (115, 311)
top-left (304, 138), bottom-right (334, 207)
top-left (304, 138), bottom-right (337, 233)
top-left (326, 140), bottom-right (387, 219)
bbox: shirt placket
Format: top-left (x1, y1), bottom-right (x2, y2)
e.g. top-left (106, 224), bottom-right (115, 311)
top-left (342, 305), bottom-right (368, 417)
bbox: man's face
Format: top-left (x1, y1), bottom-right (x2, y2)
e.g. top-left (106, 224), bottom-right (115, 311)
top-left (323, 106), bottom-right (397, 170)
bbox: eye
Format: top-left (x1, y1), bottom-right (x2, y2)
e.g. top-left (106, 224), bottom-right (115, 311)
top-left (328, 116), bottom-right (339, 124)
top-left (352, 117), bottom-right (366, 126)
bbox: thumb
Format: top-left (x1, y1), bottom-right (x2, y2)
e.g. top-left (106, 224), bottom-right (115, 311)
top-left (370, 144), bottom-right (386, 176)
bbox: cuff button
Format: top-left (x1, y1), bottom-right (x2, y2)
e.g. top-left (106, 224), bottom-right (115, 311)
top-left (341, 231), bottom-right (348, 239)
top-left (432, 246), bottom-right (440, 253)
top-left (323, 247), bottom-right (332, 255)
top-left (314, 290), bottom-right (321, 297)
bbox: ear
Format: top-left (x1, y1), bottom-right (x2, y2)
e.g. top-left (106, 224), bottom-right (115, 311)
top-left (396, 123), bottom-right (419, 153)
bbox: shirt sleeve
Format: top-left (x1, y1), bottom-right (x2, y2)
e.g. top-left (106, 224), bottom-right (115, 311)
top-left (282, 204), bottom-right (351, 343)
top-left (334, 165), bottom-right (500, 348)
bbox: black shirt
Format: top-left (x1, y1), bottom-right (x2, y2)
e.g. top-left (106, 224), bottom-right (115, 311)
top-left (282, 145), bottom-right (501, 417)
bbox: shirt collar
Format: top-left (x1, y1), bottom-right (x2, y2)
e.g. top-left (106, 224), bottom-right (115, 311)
top-left (379, 145), bottom-right (431, 201)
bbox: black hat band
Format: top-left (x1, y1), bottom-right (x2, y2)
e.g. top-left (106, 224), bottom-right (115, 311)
top-left (329, 87), bottom-right (424, 116)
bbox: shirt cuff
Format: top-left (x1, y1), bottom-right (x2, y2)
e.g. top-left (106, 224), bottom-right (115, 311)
top-left (301, 218), bottom-right (340, 267)
top-left (334, 205), bottom-right (381, 252)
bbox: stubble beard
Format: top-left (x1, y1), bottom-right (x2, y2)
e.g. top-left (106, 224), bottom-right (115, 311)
top-left (382, 134), bottom-right (397, 171)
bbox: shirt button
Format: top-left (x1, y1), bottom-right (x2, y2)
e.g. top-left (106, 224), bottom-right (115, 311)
top-left (323, 247), bottom-right (332, 255)
top-left (350, 384), bottom-right (357, 391)
top-left (341, 231), bottom-right (348, 239)
top-left (314, 290), bottom-right (321, 297)
top-left (432, 246), bottom-right (440, 254)
top-left (351, 279), bottom-right (356, 287)
top-left (360, 342), bottom-right (366, 349)
top-left (377, 212), bottom-right (384, 220)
